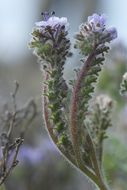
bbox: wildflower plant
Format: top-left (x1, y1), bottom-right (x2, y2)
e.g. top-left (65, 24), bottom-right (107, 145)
top-left (29, 12), bottom-right (117, 190)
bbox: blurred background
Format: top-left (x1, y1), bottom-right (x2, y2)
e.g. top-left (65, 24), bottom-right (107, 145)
top-left (0, 0), bottom-right (127, 190)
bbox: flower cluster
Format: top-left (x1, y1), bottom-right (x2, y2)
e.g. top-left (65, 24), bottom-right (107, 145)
top-left (36, 12), bottom-right (69, 30)
top-left (75, 13), bottom-right (117, 55)
top-left (88, 14), bottom-right (106, 32)
top-left (30, 12), bottom-right (70, 64)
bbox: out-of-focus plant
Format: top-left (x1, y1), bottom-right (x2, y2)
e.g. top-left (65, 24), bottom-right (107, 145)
top-left (98, 43), bottom-right (127, 108)
top-left (0, 81), bottom-right (37, 188)
top-left (120, 72), bottom-right (127, 96)
top-left (30, 12), bottom-right (118, 190)
top-left (6, 138), bottom-right (80, 190)
top-left (104, 137), bottom-right (127, 190)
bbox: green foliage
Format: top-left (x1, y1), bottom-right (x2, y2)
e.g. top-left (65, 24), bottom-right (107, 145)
top-left (0, 185), bottom-right (6, 190)
top-left (75, 36), bottom-right (94, 55)
top-left (47, 67), bottom-right (68, 139)
top-left (30, 21), bottom-right (72, 148)
top-left (98, 55), bottom-right (127, 108)
top-left (104, 137), bottom-right (127, 185)
top-left (86, 96), bottom-right (112, 163)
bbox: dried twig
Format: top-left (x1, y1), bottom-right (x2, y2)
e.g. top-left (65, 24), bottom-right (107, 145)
top-left (0, 81), bottom-right (38, 186)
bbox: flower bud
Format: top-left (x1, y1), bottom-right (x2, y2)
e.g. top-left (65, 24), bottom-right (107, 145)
top-left (120, 72), bottom-right (127, 96)
top-left (96, 94), bottom-right (113, 111)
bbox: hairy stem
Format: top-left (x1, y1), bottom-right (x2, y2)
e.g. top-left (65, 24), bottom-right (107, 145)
top-left (87, 129), bottom-right (109, 190)
top-left (70, 50), bottom-right (96, 166)
top-left (70, 47), bottom-right (110, 189)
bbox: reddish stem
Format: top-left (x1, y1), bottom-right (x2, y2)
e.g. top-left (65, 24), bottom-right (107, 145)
top-left (70, 50), bottom-right (96, 164)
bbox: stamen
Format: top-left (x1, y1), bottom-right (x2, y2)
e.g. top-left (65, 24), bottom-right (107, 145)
top-left (51, 11), bottom-right (55, 15)
top-left (41, 11), bottom-right (50, 21)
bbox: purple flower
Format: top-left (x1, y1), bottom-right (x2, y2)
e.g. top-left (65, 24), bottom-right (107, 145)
top-left (30, 12), bottom-right (71, 63)
top-left (36, 13), bottom-right (69, 30)
top-left (87, 13), bottom-right (106, 32)
top-left (75, 13), bottom-right (117, 55)
top-left (0, 138), bottom-right (59, 167)
top-left (106, 27), bottom-right (117, 40)
top-left (17, 138), bottom-right (58, 165)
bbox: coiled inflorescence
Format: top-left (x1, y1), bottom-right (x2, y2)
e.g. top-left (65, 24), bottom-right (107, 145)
top-left (73, 13), bottom-right (117, 131)
top-left (30, 12), bottom-right (73, 154)
top-left (75, 13), bottom-right (117, 55)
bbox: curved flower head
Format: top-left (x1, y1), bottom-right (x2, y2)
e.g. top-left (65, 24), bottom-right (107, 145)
top-left (29, 12), bottom-right (71, 64)
top-left (75, 13), bottom-right (117, 55)
top-left (88, 13), bottom-right (106, 32)
top-left (36, 16), bottom-right (69, 30)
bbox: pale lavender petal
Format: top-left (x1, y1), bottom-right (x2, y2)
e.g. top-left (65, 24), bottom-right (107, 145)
top-left (35, 21), bottom-right (47, 27)
top-left (88, 13), bottom-right (106, 32)
top-left (107, 27), bottom-right (117, 40)
top-left (17, 138), bottom-right (58, 165)
top-left (35, 16), bottom-right (69, 30)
